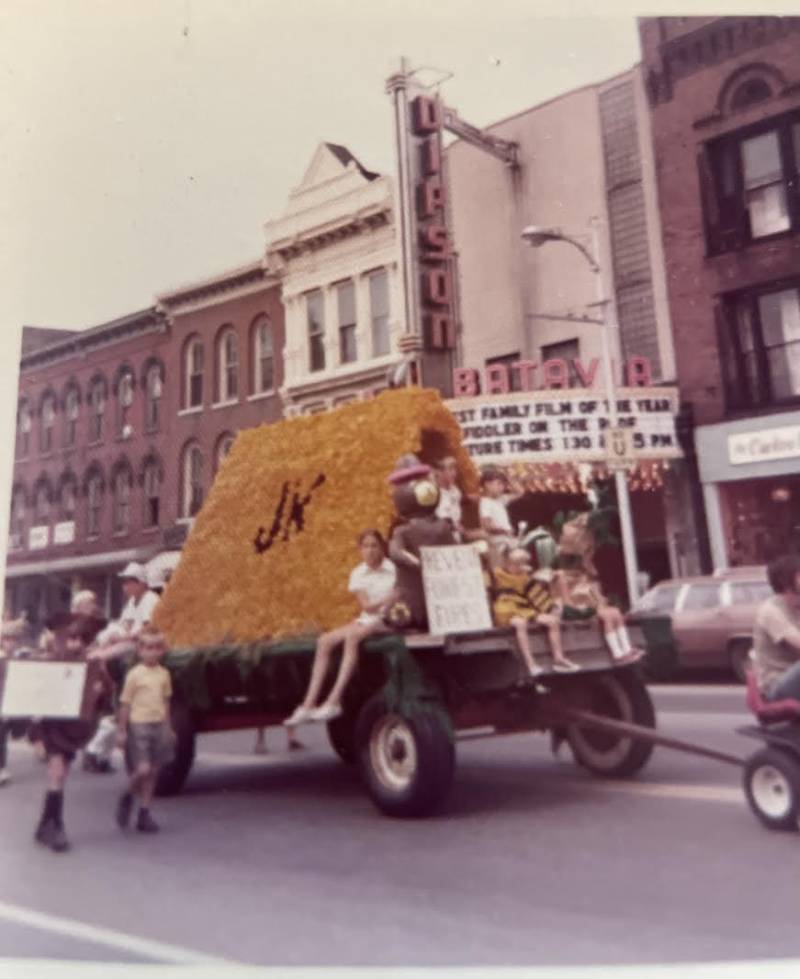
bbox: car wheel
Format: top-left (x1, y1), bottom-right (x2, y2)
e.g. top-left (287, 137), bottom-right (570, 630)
top-left (743, 747), bottom-right (800, 832)
top-left (728, 639), bottom-right (752, 684)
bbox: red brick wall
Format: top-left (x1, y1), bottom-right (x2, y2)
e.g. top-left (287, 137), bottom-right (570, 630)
top-left (640, 16), bottom-right (800, 426)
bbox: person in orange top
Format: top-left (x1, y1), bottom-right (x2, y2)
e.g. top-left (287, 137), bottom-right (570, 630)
top-left (115, 626), bottom-right (176, 834)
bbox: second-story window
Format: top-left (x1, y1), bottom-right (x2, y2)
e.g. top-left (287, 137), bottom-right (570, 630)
top-left (88, 378), bottom-right (106, 443)
top-left (116, 370), bottom-right (134, 437)
top-left (180, 442), bottom-right (203, 518)
top-left (702, 110), bottom-right (800, 253)
top-left (33, 482), bottom-right (50, 526)
top-left (63, 386), bottom-right (80, 448)
top-left (218, 329), bottom-right (239, 402)
top-left (9, 489), bottom-right (25, 550)
top-left (60, 478), bottom-right (77, 522)
top-left (40, 394), bottom-right (56, 455)
top-left (86, 472), bottom-right (103, 538)
top-left (252, 317), bottom-right (275, 393)
top-left (143, 459), bottom-right (162, 528)
top-left (144, 364), bottom-right (163, 432)
top-left (16, 401), bottom-right (31, 458)
top-left (215, 433), bottom-right (235, 474)
top-left (369, 269), bottom-right (390, 357)
top-left (184, 338), bottom-right (204, 408)
top-left (721, 283), bottom-right (800, 410)
top-left (112, 465), bottom-right (132, 534)
top-left (337, 280), bottom-right (357, 364)
top-left (307, 290), bottom-right (325, 372)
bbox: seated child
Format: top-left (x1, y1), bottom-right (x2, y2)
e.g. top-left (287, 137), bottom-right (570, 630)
top-left (479, 469), bottom-right (515, 568)
top-left (552, 559), bottom-right (640, 664)
top-left (492, 546), bottom-right (579, 676)
top-left (284, 529), bottom-right (396, 726)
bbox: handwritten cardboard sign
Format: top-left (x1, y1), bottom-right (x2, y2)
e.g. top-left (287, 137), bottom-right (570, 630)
top-left (421, 544), bottom-right (493, 636)
top-left (0, 660), bottom-right (88, 719)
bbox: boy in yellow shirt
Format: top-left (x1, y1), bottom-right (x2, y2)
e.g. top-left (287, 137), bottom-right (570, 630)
top-left (115, 625), bottom-right (175, 833)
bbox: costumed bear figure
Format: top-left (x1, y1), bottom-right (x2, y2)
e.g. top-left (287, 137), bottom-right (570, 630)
top-left (385, 454), bottom-right (456, 631)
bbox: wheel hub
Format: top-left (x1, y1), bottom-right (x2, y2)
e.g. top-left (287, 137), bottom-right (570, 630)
top-left (752, 765), bottom-right (792, 819)
top-left (370, 715), bottom-right (417, 792)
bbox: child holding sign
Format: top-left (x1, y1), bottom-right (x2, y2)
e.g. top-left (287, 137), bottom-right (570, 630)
top-left (492, 546), bottom-right (579, 676)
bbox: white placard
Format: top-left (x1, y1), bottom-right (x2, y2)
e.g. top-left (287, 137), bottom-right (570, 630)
top-left (0, 660), bottom-right (87, 719)
top-left (728, 425), bottom-right (800, 466)
top-left (28, 526), bottom-right (49, 550)
top-left (54, 520), bottom-right (76, 545)
top-left (446, 387), bottom-right (681, 465)
top-left (421, 544), bottom-right (493, 636)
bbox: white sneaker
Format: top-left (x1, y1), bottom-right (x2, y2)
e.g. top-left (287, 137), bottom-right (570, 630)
top-left (283, 706), bottom-right (314, 727)
top-left (310, 703), bottom-right (342, 723)
top-left (0, 769), bottom-right (9, 786)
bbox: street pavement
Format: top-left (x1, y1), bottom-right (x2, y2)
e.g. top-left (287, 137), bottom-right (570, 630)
top-left (1, 681), bottom-right (799, 968)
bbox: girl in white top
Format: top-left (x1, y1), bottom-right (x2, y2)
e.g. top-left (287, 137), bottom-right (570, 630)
top-left (285, 530), bottom-right (397, 725)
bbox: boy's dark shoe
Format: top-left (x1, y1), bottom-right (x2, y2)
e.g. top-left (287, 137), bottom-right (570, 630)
top-left (116, 792), bottom-right (134, 829)
top-left (136, 809), bottom-right (160, 833)
top-left (34, 819), bottom-right (55, 846)
top-left (49, 826), bottom-right (71, 852)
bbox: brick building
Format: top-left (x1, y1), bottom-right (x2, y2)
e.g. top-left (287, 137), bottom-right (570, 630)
top-left (640, 15), bottom-right (800, 569)
top-left (6, 264), bottom-right (283, 627)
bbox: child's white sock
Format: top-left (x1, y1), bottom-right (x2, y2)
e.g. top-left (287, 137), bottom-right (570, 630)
top-left (616, 626), bottom-right (633, 653)
top-left (605, 629), bottom-right (625, 660)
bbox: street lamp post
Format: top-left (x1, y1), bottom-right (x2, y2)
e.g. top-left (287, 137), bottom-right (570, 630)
top-left (521, 221), bottom-right (641, 606)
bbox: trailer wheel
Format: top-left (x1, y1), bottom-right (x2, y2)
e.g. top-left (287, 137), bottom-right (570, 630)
top-left (743, 748), bottom-right (800, 832)
top-left (154, 700), bottom-right (196, 797)
top-left (356, 695), bottom-right (455, 818)
top-left (567, 669), bottom-right (655, 777)
top-left (327, 710), bottom-right (358, 764)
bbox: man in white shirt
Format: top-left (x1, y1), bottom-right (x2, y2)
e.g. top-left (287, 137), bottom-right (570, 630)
top-left (84, 563), bottom-right (161, 772)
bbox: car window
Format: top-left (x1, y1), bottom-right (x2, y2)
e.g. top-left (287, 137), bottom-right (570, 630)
top-left (640, 584), bottom-right (682, 612)
top-left (730, 581), bottom-right (772, 605)
top-left (682, 584), bottom-right (721, 610)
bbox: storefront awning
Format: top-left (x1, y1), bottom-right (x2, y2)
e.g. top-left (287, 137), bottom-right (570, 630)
top-left (4, 547), bottom-right (148, 580)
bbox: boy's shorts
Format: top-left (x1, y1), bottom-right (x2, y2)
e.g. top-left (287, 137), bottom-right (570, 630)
top-left (128, 721), bottom-right (175, 768)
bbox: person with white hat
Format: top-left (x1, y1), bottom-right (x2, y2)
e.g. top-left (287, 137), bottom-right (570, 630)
top-left (83, 563), bottom-right (161, 773)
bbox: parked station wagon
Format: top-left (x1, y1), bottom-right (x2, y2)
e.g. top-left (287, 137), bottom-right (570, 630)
top-left (628, 567), bottom-right (772, 681)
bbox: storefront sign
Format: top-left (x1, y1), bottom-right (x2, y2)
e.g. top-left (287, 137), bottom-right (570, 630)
top-left (28, 526), bottom-right (49, 551)
top-left (54, 521), bottom-right (75, 545)
top-left (454, 357), bottom-right (653, 394)
top-left (446, 387), bottom-right (681, 465)
top-left (728, 425), bottom-right (800, 466)
top-left (421, 544), bottom-right (493, 635)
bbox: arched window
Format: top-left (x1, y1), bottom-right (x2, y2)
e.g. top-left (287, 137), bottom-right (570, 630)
top-left (16, 401), bottom-right (32, 458)
top-left (58, 473), bottom-right (78, 522)
top-left (216, 327), bottom-right (239, 402)
top-left (112, 462), bottom-right (133, 534)
top-left (144, 362), bottom-right (164, 432)
top-left (39, 392), bottom-right (56, 454)
top-left (88, 376), bottom-right (107, 443)
top-left (33, 480), bottom-right (51, 525)
top-left (730, 77), bottom-right (772, 111)
top-left (115, 367), bottom-right (135, 438)
top-left (9, 486), bottom-right (26, 550)
top-left (141, 456), bottom-right (163, 528)
top-left (85, 467), bottom-right (104, 538)
top-left (215, 432), bottom-right (235, 474)
top-left (63, 384), bottom-right (80, 448)
top-left (180, 442), bottom-right (203, 518)
top-left (251, 316), bottom-right (275, 394)
top-left (184, 337), bottom-right (204, 409)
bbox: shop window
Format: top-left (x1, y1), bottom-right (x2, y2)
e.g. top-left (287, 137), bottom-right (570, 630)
top-left (217, 328), bottom-right (239, 402)
top-left (721, 284), bottom-right (800, 409)
top-left (184, 337), bottom-right (204, 408)
top-left (16, 401), bottom-right (31, 458)
top-left (88, 377), bottom-right (106, 443)
top-left (307, 290), bottom-right (325, 372)
top-left (251, 317), bottom-right (275, 393)
top-left (180, 442), bottom-right (203, 518)
top-left (63, 385), bottom-right (80, 447)
top-left (700, 110), bottom-right (800, 254)
top-left (337, 280), bottom-right (357, 364)
top-left (723, 476), bottom-right (800, 565)
top-left (369, 270), bottom-right (390, 357)
top-left (144, 364), bottom-right (163, 432)
top-left (40, 394), bottom-right (56, 454)
top-left (142, 459), bottom-right (162, 528)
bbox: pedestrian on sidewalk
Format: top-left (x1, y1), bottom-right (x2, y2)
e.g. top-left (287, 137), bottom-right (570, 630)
top-left (32, 611), bottom-right (110, 852)
top-left (115, 625), bottom-right (176, 834)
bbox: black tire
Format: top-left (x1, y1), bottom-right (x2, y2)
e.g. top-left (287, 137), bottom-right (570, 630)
top-left (743, 747), bottom-right (800, 832)
top-left (728, 640), bottom-right (753, 684)
top-left (356, 695), bottom-right (455, 818)
top-left (567, 669), bottom-right (655, 777)
top-left (327, 711), bottom-right (358, 764)
top-left (155, 701), bottom-right (195, 797)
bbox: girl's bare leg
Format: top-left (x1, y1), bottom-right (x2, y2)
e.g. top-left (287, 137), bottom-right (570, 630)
top-left (300, 625), bottom-right (351, 710)
top-left (47, 753), bottom-right (68, 792)
top-left (322, 622), bottom-right (374, 708)
top-left (538, 613), bottom-right (578, 668)
top-left (511, 617), bottom-right (538, 674)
